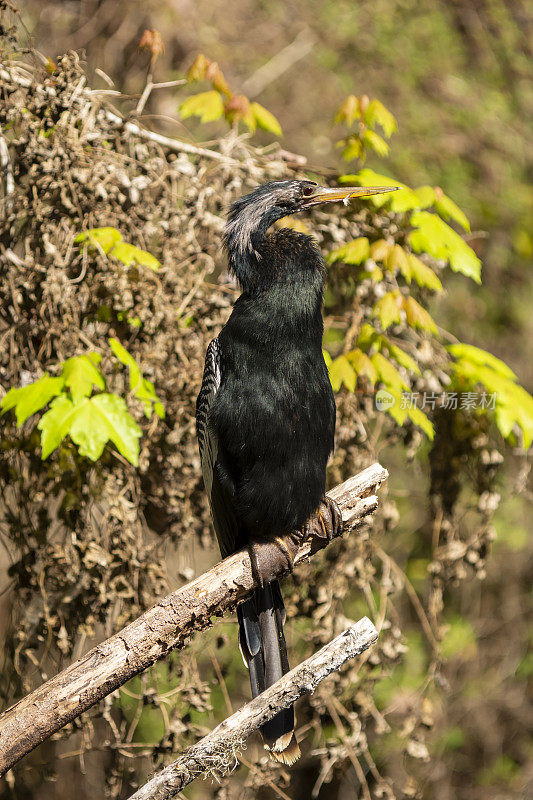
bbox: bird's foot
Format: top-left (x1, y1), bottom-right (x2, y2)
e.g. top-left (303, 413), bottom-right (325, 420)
top-left (248, 534), bottom-right (300, 587)
top-left (304, 496), bottom-right (343, 543)
top-left (248, 498), bottom-right (343, 586)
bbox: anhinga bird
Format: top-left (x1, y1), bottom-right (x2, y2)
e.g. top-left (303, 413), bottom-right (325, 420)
top-left (196, 179), bottom-right (396, 764)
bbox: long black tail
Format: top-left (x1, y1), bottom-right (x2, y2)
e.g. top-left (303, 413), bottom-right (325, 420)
top-left (237, 580), bottom-right (300, 764)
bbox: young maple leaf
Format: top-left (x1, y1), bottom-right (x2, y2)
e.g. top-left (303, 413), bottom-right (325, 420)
top-left (138, 29), bottom-right (165, 65)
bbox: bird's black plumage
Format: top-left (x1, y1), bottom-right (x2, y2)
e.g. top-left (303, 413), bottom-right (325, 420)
top-left (196, 179), bottom-right (387, 763)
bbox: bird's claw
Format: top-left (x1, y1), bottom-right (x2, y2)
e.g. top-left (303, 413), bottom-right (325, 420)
top-left (304, 496), bottom-right (343, 543)
top-left (248, 535), bottom-right (299, 587)
top-left (248, 498), bottom-right (342, 585)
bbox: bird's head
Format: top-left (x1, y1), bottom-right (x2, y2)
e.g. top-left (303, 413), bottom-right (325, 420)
top-left (224, 179), bottom-right (397, 289)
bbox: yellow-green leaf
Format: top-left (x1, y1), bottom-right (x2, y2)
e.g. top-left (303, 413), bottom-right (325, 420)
top-left (413, 185), bottom-right (436, 208)
top-left (369, 239), bottom-right (391, 262)
top-left (186, 54), bottom-right (209, 82)
top-left (387, 344), bottom-right (421, 375)
top-left (111, 242), bottom-right (161, 271)
top-left (408, 254), bottom-right (443, 292)
top-left (406, 404), bottom-right (434, 439)
top-left (328, 355), bottom-right (357, 392)
top-left (368, 266), bottom-right (384, 282)
top-left (75, 227), bottom-right (123, 254)
top-left (387, 184), bottom-right (437, 214)
top-left (179, 90), bottom-right (224, 123)
top-left (68, 394), bottom-right (142, 465)
top-left (109, 338), bottom-right (165, 419)
top-left (38, 395), bottom-right (79, 459)
top-left (251, 102), bottom-right (282, 136)
top-left (1, 375), bottom-right (65, 426)
top-left (62, 355), bottom-right (106, 403)
top-left (403, 296), bottom-right (438, 334)
top-left (341, 138), bottom-right (364, 162)
top-left (328, 237), bottom-right (370, 266)
top-left (371, 352), bottom-right (409, 391)
top-left (357, 323), bottom-right (381, 350)
top-left (334, 95), bottom-right (360, 126)
top-left (385, 244), bottom-right (410, 278)
top-left (364, 99), bottom-right (397, 138)
top-left (363, 129), bottom-right (389, 157)
top-left (435, 193), bottom-right (471, 232)
top-left (129, 248), bottom-right (161, 271)
top-left (447, 344), bottom-right (516, 380)
top-left (346, 348), bottom-right (378, 384)
top-left (387, 188), bottom-right (421, 213)
top-left (409, 211), bottom-right (481, 283)
top-left (372, 291), bottom-right (403, 329)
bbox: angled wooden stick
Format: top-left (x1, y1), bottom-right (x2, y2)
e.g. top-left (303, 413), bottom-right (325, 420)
top-left (0, 463), bottom-right (387, 777)
top-left (128, 617), bottom-right (379, 800)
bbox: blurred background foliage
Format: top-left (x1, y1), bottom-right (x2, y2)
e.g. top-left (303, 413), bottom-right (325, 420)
top-left (0, 1), bottom-right (531, 799)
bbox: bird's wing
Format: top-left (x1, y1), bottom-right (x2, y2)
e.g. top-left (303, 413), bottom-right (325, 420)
top-left (196, 337), bottom-right (239, 557)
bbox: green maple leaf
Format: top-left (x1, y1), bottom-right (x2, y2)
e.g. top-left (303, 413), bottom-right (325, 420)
top-left (346, 348), bottom-right (378, 384)
top-left (408, 254), bottom-right (443, 292)
top-left (328, 237), bottom-right (370, 265)
top-left (38, 395), bottom-right (81, 458)
top-left (447, 344), bottom-right (516, 380)
top-left (363, 99), bottom-right (397, 138)
top-left (62, 354), bottom-right (105, 403)
top-left (38, 394), bottom-right (142, 464)
top-left (72, 394), bottom-right (141, 464)
top-left (435, 194), bottom-right (470, 232)
top-left (409, 211), bottom-right (481, 283)
top-left (180, 90), bottom-right (224, 123)
top-left (251, 102), bottom-right (282, 136)
top-left (1, 375), bottom-right (65, 426)
top-left (109, 338), bottom-right (165, 418)
top-left (372, 292), bottom-right (402, 329)
top-left (387, 344), bottom-right (421, 376)
top-left (371, 352), bottom-right (409, 392)
top-left (328, 354), bottom-right (357, 392)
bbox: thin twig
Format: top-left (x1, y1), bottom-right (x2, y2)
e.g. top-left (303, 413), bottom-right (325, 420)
top-left (136, 77), bottom-right (187, 115)
top-left (0, 124), bottom-right (15, 208)
top-left (374, 544), bottom-right (440, 654)
top-left (127, 618), bottom-right (379, 800)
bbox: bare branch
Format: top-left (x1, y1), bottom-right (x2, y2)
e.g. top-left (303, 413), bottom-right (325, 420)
top-left (0, 463), bottom-right (387, 776)
top-left (0, 124), bottom-right (14, 208)
top-left (103, 108), bottom-right (238, 164)
top-left (242, 29), bottom-right (316, 98)
top-left (128, 618), bottom-right (379, 800)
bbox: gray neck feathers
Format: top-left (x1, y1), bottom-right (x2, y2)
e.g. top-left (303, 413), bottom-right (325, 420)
top-left (224, 192), bottom-right (274, 264)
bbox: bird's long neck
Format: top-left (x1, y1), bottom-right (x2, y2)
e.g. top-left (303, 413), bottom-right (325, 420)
top-left (226, 228), bottom-right (326, 347)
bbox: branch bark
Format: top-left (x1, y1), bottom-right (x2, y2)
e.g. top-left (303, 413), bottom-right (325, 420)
top-left (0, 463), bottom-right (387, 777)
top-left (128, 617), bottom-right (378, 800)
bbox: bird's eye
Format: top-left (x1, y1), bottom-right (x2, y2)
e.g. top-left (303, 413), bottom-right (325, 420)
top-left (303, 186), bottom-right (315, 197)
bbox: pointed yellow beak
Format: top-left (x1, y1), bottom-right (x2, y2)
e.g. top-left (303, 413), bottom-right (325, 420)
top-left (305, 185), bottom-right (398, 206)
